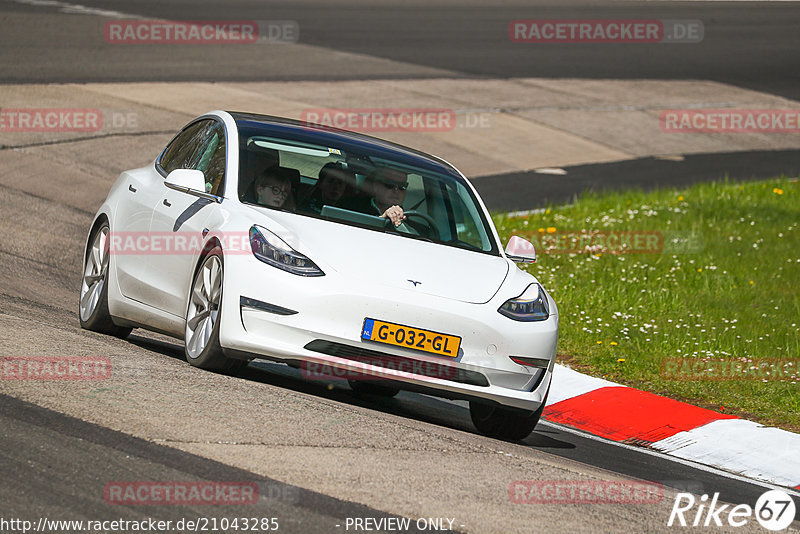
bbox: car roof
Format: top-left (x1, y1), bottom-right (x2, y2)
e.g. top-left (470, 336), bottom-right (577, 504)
top-left (228, 111), bottom-right (464, 178)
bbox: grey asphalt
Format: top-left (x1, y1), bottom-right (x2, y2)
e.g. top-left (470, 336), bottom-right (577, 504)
top-left (1, 0), bottom-right (799, 101)
top-left (240, 359), bottom-right (800, 514)
top-left (473, 148), bottom-right (800, 211)
top-left (3, 0), bottom-right (799, 200)
top-left (2, 362), bottom-right (798, 530)
top-left (0, 393), bottom-right (440, 534)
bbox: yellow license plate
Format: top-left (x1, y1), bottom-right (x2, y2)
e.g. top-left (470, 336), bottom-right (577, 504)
top-left (361, 318), bottom-right (461, 358)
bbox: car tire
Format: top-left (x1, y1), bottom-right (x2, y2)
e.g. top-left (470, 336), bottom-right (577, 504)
top-left (469, 387), bottom-right (548, 441)
top-left (79, 222), bottom-right (133, 339)
top-left (184, 246), bottom-right (246, 373)
top-left (348, 380), bottom-right (400, 398)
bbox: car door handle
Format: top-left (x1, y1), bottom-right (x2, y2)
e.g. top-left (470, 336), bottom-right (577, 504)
top-left (163, 199), bottom-right (171, 207)
top-left (128, 184), bottom-right (137, 193)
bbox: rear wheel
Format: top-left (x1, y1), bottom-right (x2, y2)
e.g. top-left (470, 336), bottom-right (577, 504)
top-left (184, 247), bottom-right (246, 373)
top-left (470, 388), bottom-right (548, 441)
top-left (79, 222), bottom-right (132, 338)
top-left (348, 380), bottom-right (400, 398)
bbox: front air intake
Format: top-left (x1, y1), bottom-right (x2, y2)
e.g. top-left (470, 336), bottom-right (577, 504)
top-left (303, 340), bottom-right (489, 387)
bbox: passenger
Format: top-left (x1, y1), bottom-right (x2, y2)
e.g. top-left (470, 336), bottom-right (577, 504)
top-left (342, 167), bottom-right (409, 228)
top-left (300, 162), bottom-right (355, 214)
top-left (254, 168), bottom-right (291, 208)
top-left (241, 144), bottom-right (279, 197)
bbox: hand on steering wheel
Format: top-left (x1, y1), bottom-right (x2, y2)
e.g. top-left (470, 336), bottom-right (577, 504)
top-left (381, 205), bottom-right (406, 227)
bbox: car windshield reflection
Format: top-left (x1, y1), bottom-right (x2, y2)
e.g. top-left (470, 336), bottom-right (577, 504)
top-left (235, 124), bottom-right (498, 255)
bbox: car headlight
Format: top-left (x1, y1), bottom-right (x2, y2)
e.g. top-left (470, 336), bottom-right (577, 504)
top-left (498, 283), bottom-right (549, 321)
top-left (249, 225), bottom-right (324, 277)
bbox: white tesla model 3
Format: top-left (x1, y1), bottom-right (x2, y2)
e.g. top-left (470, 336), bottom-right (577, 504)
top-left (79, 111), bottom-right (558, 440)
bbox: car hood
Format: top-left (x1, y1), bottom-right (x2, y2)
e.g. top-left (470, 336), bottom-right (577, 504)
top-left (260, 209), bottom-right (509, 304)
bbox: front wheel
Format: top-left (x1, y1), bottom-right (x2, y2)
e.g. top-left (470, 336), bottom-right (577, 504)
top-left (184, 247), bottom-right (246, 373)
top-left (469, 389), bottom-right (548, 441)
top-left (79, 222), bottom-right (132, 338)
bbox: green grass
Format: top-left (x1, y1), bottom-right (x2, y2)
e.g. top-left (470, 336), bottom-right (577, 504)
top-left (493, 177), bottom-right (800, 431)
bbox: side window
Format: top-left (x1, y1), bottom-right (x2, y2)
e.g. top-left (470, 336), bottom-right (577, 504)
top-left (403, 174), bottom-right (425, 211)
top-left (196, 124), bottom-right (226, 196)
top-left (159, 119), bottom-right (215, 175)
top-left (403, 174), bottom-right (457, 239)
top-left (445, 182), bottom-right (490, 251)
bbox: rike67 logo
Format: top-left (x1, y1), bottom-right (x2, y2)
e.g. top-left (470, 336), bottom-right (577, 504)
top-left (668, 489), bottom-right (796, 530)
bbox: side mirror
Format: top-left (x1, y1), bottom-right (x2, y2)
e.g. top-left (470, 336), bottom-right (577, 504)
top-left (505, 235), bottom-right (536, 264)
top-left (164, 169), bottom-right (220, 202)
top-left (164, 169), bottom-right (207, 194)
top-left (164, 169), bottom-right (206, 193)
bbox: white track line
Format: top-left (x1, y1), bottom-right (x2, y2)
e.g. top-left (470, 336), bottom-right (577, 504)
top-left (9, 0), bottom-right (142, 18)
top-left (539, 419), bottom-right (800, 498)
top-left (440, 396), bottom-right (800, 494)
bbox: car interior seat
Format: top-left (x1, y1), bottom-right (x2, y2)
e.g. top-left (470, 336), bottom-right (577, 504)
top-left (240, 142), bottom-right (279, 203)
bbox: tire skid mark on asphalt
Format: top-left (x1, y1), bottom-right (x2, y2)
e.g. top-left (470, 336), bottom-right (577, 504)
top-left (0, 181), bottom-right (95, 216)
top-left (0, 130), bottom-right (175, 152)
top-left (0, 293), bottom-right (75, 321)
top-left (0, 393), bottom-right (445, 534)
top-left (0, 247), bottom-right (79, 274)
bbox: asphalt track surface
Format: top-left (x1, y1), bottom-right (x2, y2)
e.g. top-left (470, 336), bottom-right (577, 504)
top-left (1, 1), bottom-right (800, 532)
top-left (1, 151), bottom-right (798, 531)
top-left (2, 0), bottom-right (800, 101)
top-left (473, 149), bottom-right (800, 211)
top-left (0, 394), bottom-right (431, 534)
top-left (3, 0), bottom-right (799, 199)
top-left (3, 358), bottom-right (799, 531)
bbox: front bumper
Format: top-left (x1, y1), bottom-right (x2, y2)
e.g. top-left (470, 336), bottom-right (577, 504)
top-left (218, 254), bottom-right (558, 412)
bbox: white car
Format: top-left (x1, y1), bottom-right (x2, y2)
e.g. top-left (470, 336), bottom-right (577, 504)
top-left (79, 111), bottom-right (558, 440)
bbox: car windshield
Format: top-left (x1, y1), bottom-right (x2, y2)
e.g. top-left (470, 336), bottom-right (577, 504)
top-left (236, 121), bottom-right (498, 255)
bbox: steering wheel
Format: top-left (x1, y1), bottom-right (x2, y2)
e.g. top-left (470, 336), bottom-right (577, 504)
top-left (402, 210), bottom-right (440, 240)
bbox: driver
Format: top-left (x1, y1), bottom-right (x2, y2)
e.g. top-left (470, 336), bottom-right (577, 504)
top-left (343, 167), bottom-right (409, 227)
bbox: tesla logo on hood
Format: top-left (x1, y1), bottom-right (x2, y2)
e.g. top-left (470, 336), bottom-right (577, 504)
top-left (407, 280), bottom-right (422, 287)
